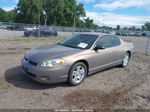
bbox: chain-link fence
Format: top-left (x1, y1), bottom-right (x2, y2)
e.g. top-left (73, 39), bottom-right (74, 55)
top-left (1, 22), bottom-right (149, 39)
top-left (0, 22), bottom-right (150, 54)
top-left (0, 22), bottom-right (99, 40)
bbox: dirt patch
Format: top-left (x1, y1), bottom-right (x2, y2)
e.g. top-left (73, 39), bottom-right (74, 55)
top-left (64, 89), bottom-right (131, 109)
top-left (63, 53), bottom-right (150, 109)
top-left (0, 48), bottom-right (31, 55)
top-left (7, 48), bottom-right (30, 50)
top-left (0, 39), bottom-right (150, 109)
top-left (133, 53), bottom-right (150, 64)
top-left (0, 51), bottom-right (22, 55)
top-left (23, 48), bottom-right (31, 50)
top-left (7, 48), bottom-right (17, 50)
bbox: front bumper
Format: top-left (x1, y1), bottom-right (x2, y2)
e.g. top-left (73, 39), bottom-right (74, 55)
top-left (21, 59), bottom-right (69, 84)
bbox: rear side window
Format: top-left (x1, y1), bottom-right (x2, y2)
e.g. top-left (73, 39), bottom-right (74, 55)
top-left (96, 35), bottom-right (120, 48)
top-left (111, 36), bottom-right (121, 46)
top-left (96, 36), bottom-right (113, 48)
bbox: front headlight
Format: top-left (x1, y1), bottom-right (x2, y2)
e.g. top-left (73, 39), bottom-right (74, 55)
top-left (41, 59), bottom-right (66, 67)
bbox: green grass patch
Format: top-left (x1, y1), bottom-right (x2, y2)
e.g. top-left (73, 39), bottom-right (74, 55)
top-left (13, 36), bottom-right (67, 42)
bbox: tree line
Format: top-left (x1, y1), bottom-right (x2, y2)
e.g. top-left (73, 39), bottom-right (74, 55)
top-left (116, 24), bottom-right (150, 31)
top-left (0, 0), bottom-right (98, 29)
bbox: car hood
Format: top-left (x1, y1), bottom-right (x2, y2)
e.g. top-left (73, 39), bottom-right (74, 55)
top-left (25, 44), bottom-right (82, 63)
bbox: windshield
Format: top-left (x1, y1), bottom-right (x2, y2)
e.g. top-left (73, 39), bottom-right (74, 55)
top-left (59, 34), bottom-right (98, 49)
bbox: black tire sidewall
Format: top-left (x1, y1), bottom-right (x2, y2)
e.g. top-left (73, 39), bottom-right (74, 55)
top-left (68, 62), bottom-right (87, 86)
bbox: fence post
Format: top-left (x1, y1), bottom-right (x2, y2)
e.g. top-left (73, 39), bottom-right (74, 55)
top-left (73, 17), bottom-right (75, 35)
top-left (14, 23), bottom-right (16, 40)
top-left (145, 34), bottom-right (150, 56)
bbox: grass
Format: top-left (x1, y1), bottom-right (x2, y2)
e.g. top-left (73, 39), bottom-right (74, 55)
top-left (14, 36), bottom-right (66, 41)
top-left (0, 36), bottom-right (66, 45)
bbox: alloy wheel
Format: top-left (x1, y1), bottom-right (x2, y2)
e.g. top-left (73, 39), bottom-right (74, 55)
top-left (123, 53), bottom-right (129, 66)
top-left (72, 65), bottom-right (86, 84)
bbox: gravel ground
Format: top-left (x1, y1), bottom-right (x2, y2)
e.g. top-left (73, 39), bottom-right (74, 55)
top-left (0, 39), bottom-right (150, 109)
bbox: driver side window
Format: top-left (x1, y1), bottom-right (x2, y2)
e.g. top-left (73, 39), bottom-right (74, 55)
top-left (96, 36), bottom-right (113, 48)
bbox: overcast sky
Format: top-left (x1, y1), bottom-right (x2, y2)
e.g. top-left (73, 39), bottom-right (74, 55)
top-left (1, 0), bottom-right (150, 27)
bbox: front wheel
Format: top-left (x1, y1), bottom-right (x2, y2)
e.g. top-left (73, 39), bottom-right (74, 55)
top-left (121, 52), bottom-right (130, 67)
top-left (68, 62), bottom-right (87, 86)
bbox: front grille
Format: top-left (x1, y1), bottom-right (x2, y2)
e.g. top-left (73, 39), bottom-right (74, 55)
top-left (29, 60), bottom-right (37, 66)
top-left (24, 57), bottom-right (37, 66)
top-left (25, 57), bottom-right (28, 61)
top-left (22, 66), bottom-right (28, 73)
top-left (27, 72), bottom-right (36, 79)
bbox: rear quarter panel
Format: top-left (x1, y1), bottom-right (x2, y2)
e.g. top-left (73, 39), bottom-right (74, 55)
top-left (120, 39), bottom-right (135, 57)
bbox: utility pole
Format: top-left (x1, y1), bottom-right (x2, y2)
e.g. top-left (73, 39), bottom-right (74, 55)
top-left (44, 0), bottom-right (47, 27)
top-left (73, 15), bottom-right (76, 35)
top-left (38, 13), bottom-right (41, 39)
top-left (145, 33), bottom-right (150, 55)
top-left (38, 0), bottom-right (41, 39)
top-left (98, 15), bottom-right (100, 27)
top-left (13, 23), bottom-right (16, 40)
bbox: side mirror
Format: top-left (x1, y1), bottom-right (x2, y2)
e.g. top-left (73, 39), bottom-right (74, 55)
top-left (94, 46), bottom-right (105, 50)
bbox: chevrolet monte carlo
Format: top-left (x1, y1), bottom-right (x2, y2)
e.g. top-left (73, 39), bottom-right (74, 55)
top-left (22, 34), bottom-right (134, 86)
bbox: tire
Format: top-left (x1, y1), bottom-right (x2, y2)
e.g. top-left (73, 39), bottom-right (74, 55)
top-left (121, 52), bottom-right (130, 67)
top-left (24, 33), bottom-right (30, 37)
top-left (68, 62), bottom-right (87, 86)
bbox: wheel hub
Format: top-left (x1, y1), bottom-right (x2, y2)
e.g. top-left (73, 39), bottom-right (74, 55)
top-left (72, 65), bottom-right (85, 83)
top-left (123, 54), bottom-right (129, 66)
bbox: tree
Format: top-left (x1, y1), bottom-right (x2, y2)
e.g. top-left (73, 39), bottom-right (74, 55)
top-left (0, 8), bottom-right (17, 22)
top-left (143, 22), bottom-right (150, 31)
top-left (123, 27), bottom-right (128, 30)
top-left (0, 8), bottom-right (12, 22)
top-left (102, 26), bottom-right (113, 30)
top-left (16, 0), bottom-right (86, 27)
top-left (17, 0), bottom-right (43, 24)
top-left (116, 25), bottom-right (120, 30)
top-left (42, 0), bottom-right (65, 26)
top-left (142, 25), bottom-right (146, 31)
top-left (84, 17), bottom-right (94, 29)
top-left (0, 8), bottom-right (8, 22)
top-left (0, 0), bottom-right (98, 29)
top-left (76, 20), bottom-right (85, 28)
top-left (7, 9), bottom-right (18, 22)
top-left (62, 0), bottom-right (85, 27)
top-left (128, 26), bottom-right (136, 31)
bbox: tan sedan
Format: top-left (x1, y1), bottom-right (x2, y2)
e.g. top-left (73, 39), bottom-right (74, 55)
top-left (22, 34), bottom-right (134, 86)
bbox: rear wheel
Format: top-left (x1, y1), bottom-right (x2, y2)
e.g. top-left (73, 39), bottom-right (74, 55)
top-left (121, 52), bottom-right (130, 67)
top-left (68, 62), bottom-right (87, 86)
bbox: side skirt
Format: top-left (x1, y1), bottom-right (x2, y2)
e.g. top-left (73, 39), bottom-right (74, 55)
top-left (88, 61), bottom-right (122, 76)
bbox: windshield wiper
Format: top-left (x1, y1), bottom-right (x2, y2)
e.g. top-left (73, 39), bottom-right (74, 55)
top-left (64, 45), bottom-right (77, 48)
top-left (58, 43), bottom-right (82, 49)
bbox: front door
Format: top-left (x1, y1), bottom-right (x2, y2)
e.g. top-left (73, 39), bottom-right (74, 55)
top-left (88, 35), bottom-right (120, 72)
